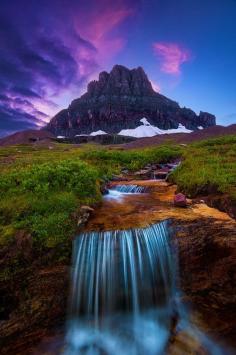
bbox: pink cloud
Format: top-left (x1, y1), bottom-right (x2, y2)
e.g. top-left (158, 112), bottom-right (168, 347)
top-left (153, 42), bottom-right (192, 75)
top-left (74, 2), bottom-right (135, 68)
top-left (150, 80), bottom-right (161, 93)
top-left (42, 1), bottom-right (137, 119)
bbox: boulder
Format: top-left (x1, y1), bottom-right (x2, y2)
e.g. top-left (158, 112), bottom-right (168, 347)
top-left (174, 193), bottom-right (187, 207)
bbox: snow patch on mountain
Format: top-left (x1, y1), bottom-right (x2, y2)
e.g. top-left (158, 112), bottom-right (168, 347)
top-left (90, 130), bottom-right (107, 136)
top-left (118, 118), bottom-right (192, 138)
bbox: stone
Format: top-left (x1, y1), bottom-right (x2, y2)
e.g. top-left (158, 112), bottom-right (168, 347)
top-left (77, 206), bottom-right (95, 227)
top-left (174, 193), bottom-right (187, 207)
top-left (111, 175), bottom-right (128, 181)
top-left (153, 167), bottom-right (171, 180)
top-left (80, 205), bottom-right (94, 213)
top-left (100, 184), bottom-right (109, 195)
top-left (174, 217), bottom-right (236, 347)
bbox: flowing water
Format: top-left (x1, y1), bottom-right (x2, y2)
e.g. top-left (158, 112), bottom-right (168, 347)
top-left (109, 184), bottom-right (148, 193)
top-left (62, 182), bottom-right (230, 355)
top-left (65, 220), bottom-right (177, 355)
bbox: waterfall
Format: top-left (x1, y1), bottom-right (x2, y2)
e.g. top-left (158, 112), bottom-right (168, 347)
top-left (109, 184), bottom-right (148, 193)
top-left (65, 220), bottom-right (178, 355)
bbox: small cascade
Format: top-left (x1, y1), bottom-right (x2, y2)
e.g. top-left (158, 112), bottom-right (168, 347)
top-left (110, 184), bottom-right (148, 193)
top-left (65, 220), bottom-right (177, 354)
top-left (152, 162), bottom-right (180, 180)
top-left (64, 218), bottom-right (227, 355)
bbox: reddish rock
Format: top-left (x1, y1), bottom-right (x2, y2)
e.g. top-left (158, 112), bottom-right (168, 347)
top-left (173, 217), bottom-right (236, 347)
top-left (174, 193), bottom-right (187, 207)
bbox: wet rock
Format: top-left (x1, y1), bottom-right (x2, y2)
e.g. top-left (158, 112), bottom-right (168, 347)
top-left (100, 183), bottom-right (109, 195)
top-left (134, 169), bottom-right (152, 179)
top-left (111, 175), bottom-right (128, 181)
top-left (121, 168), bottom-right (129, 175)
top-left (0, 265), bottom-right (69, 355)
top-left (204, 194), bottom-right (236, 220)
top-left (77, 206), bottom-right (94, 227)
top-left (168, 329), bottom-right (208, 354)
top-left (153, 167), bottom-right (171, 180)
top-left (174, 193), bottom-right (187, 207)
top-left (80, 205), bottom-right (94, 213)
top-left (173, 217), bottom-right (236, 346)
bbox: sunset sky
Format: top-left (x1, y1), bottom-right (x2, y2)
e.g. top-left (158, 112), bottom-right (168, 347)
top-left (0, 0), bottom-right (236, 137)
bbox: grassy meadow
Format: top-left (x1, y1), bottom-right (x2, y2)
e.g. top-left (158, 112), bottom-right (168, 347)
top-left (169, 135), bottom-right (236, 200)
top-left (0, 135), bottom-right (236, 280)
top-left (0, 144), bottom-right (180, 253)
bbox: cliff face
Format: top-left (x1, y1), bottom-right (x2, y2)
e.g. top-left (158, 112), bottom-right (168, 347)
top-left (46, 65), bottom-right (216, 136)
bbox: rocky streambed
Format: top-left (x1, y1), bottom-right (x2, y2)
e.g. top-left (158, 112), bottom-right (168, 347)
top-left (0, 167), bottom-right (236, 354)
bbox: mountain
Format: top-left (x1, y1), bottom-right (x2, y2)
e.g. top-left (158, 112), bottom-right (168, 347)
top-left (0, 130), bottom-right (55, 146)
top-left (46, 64), bottom-right (216, 138)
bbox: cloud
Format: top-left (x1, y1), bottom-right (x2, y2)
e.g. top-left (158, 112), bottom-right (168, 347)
top-left (150, 80), bottom-right (161, 93)
top-left (0, 0), bottom-right (138, 137)
top-left (153, 42), bottom-right (192, 75)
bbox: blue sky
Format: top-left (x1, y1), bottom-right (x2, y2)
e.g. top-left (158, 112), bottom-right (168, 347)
top-left (0, 0), bottom-right (235, 137)
top-left (115, 0), bottom-right (236, 125)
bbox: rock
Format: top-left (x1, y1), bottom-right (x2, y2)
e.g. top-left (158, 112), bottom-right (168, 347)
top-left (70, 134), bottom-right (136, 145)
top-left (111, 175), bottom-right (128, 181)
top-left (173, 217), bottom-right (236, 347)
top-left (100, 184), bottom-right (109, 195)
top-left (77, 206), bottom-right (94, 227)
top-left (46, 65), bottom-right (216, 137)
top-left (80, 205), bottom-right (94, 213)
top-left (174, 193), bottom-right (187, 207)
top-left (153, 167), bottom-right (171, 180)
top-left (0, 264), bottom-right (69, 355)
top-left (134, 169), bottom-right (151, 175)
top-left (199, 111), bottom-right (216, 127)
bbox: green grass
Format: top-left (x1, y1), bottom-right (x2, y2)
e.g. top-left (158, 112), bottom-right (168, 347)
top-left (0, 143), bottom-right (180, 256)
top-left (169, 135), bottom-right (236, 199)
top-left (1, 135), bottom-right (236, 281)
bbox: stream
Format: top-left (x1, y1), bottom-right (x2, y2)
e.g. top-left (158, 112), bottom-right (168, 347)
top-left (35, 178), bottom-right (234, 355)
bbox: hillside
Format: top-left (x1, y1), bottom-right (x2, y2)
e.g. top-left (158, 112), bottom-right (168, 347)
top-left (0, 130), bottom-right (55, 147)
top-left (123, 124), bottom-right (236, 149)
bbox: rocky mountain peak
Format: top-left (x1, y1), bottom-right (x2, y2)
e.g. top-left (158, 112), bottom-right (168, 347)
top-left (86, 65), bottom-right (155, 98)
top-left (46, 65), bottom-right (216, 137)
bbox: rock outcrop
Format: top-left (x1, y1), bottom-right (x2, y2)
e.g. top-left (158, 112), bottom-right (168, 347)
top-left (46, 65), bottom-right (216, 137)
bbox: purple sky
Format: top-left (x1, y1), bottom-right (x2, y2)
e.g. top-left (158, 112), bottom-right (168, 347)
top-left (0, 0), bottom-right (236, 137)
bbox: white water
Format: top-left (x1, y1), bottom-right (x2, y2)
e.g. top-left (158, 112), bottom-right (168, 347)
top-left (64, 219), bottom-right (229, 355)
top-left (65, 221), bottom-right (176, 354)
top-left (109, 184), bottom-right (148, 194)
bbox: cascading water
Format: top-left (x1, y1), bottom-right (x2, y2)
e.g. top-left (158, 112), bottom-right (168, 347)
top-left (65, 220), bottom-right (178, 355)
top-left (110, 184), bottom-right (148, 193)
top-left (64, 213), bottom-right (228, 355)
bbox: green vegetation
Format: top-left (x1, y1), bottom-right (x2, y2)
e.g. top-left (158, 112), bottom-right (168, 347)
top-left (0, 143), bottom-right (180, 255)
top-left (169, 135), bottom-right (236, 200)
top-left (1, 135), bottom-right (236, 281)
